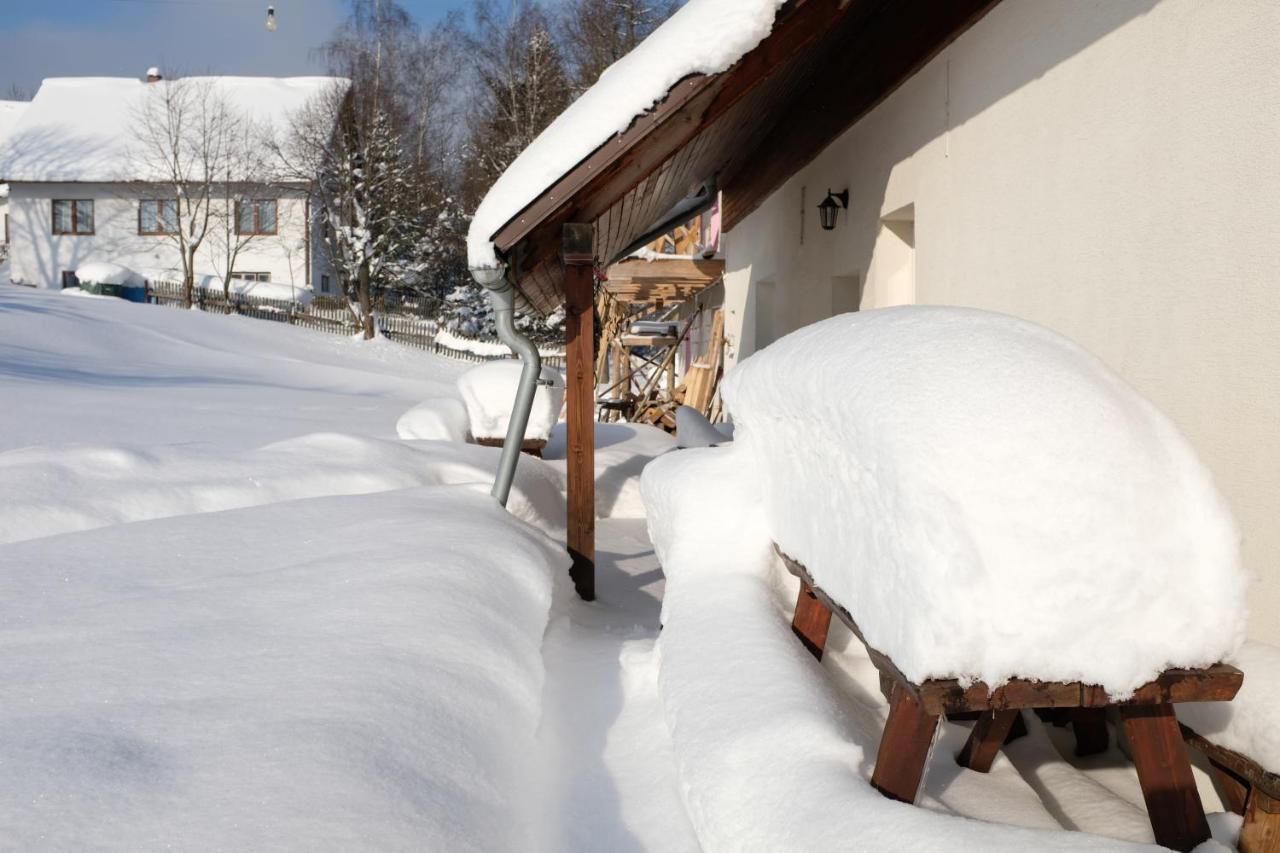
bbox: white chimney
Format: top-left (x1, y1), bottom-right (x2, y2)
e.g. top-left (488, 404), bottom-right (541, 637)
top-left (146, 67), bottom-right (162, 83)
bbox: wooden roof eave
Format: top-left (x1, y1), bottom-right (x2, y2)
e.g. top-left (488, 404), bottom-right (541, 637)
top-left (488, 0), bottom-right (859, 281)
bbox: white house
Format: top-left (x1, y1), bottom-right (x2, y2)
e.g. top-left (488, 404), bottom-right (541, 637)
top-left (0, 74), bottom-right (346, 295)
top-left (470, 0), bottom-right (1280, 648)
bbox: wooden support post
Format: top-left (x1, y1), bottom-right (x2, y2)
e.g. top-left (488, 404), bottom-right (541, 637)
top-left (871, 683), bottom-right (940, 804)
top-left (1241, 787), bottom-right (1280, 853)
top-left (1070, 708), bottom-right (1110, 756)
top-left (563, 223), bottom-right (596, 601)
top-left (956, 709), bottom-right (1021, 773)
top-left (1209, 758), bottom-right (1250, 816)
top-left (791, 581), bottom-right (832, 660)
top-left (1120, 704), bottom-right (1211, 851)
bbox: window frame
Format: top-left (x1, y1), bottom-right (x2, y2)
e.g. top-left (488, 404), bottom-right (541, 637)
top-left (235, 199), bottom-right (279, 236)
top-left (52, 199), bottom-right (94, 236)
top-left (138, 198), bottom-right (179, 236)
top-left (232, 271), bottom-right (271, 283)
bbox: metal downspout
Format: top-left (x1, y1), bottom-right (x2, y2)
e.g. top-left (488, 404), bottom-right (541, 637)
top-left (470, 264), bottom-right (543, 507)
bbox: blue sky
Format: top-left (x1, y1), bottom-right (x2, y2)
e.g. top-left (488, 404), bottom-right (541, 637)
top-left (0, 0), bottom-right (473, 97)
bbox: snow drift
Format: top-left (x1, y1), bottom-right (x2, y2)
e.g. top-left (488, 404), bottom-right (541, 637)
top-left (456, 360), bottom-right (565, 441)
top-left (719, 306), bottom-right (1245, 696)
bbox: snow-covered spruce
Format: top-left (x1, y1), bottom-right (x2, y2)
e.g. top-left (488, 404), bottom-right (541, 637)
top-left (717, 306), bottom-right (1245, 697)
top-left (456, 360), bottom-right (565, 442)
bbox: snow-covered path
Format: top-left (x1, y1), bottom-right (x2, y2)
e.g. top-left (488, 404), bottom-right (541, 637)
top-left (536, 518), bottom-right (700, 852)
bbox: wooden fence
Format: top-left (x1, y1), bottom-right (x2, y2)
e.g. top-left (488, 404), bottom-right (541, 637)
top-left (144, 279), bottom-right (565, 368)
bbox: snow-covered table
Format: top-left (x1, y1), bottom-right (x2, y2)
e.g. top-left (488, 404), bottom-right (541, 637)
top-left (778, 547), bottom-right (1243, 853)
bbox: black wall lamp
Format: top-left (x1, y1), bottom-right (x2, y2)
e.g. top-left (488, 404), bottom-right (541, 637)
top-left (817, 189), bottom-right (849, 231)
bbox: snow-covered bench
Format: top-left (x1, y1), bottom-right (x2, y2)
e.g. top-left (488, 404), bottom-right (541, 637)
top-left (716, 307), bottom-right (1251, 852)
top-left (780, 547), bottom-right (1242, 852)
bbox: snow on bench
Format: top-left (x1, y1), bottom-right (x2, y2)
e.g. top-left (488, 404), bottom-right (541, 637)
top-left (721, 306), bottom-right (1246, 696)
top-left (715, 306), bottom-right (1249, 850)
top-left (456, 361), bottom-right (565, 448)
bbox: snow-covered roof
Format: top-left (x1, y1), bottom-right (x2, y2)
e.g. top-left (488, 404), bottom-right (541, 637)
top-left (0, 76), bottom-right (346, 183)
top-left (0, 100), bottom-right (29, 147)
top-left (466, 0), bottom-right (787, 269)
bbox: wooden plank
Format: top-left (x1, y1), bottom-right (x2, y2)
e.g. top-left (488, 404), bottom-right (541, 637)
top-left (1208, 757), bottom-right (1251, 816)
top-left (956, 709), bottom-right (1020, 773)
top-left (607, 257), bottom-right (725, 283)
top-left (1120, 704), bottom-right (1211, 852)
top-left (1182, 724), bottom-right (1280, 797)
top-left (791, 580), bottom-right (833, 660)
top-left (563, 228), bottom-right (596, 602)
top-left (871, 682), bottom-right (940, 804)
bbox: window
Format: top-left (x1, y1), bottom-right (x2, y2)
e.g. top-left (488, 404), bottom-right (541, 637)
top-left (320, 274), bottom-right (330, 293)
top-left (52, 199), bottom-right (94, 235)
top-left (138, 199), bottom-right (178, 235)
top-left (61, 270), bottom-right (80, 289)
top-left (236, 199), bottom-right (278, 235)
top-left (233, 271), bottom-right (271, 282)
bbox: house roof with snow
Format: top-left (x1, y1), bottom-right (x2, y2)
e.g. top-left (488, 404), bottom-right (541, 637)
top-left (0, 76), bottom-right (346, 183)
top-left (0, 100), bottom-right (30, 147)
top-left (469, 0), bottom-right (999, 315)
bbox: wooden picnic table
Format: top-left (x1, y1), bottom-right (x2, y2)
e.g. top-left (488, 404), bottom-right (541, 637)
top-left (776, 546), bottom-right (1244, 852)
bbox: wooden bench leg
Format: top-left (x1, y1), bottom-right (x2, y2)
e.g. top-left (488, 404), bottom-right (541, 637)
top-left (956, 709), bottom-right (1021, 772)
top-left (791, 581), bottom-right (832, 660)
top-left (1120, 704), bottom-right (1211, 852)
top-left (1241, 788), bottom-right (1280, 853)
top-left (871, 683), bottom-right (940, 804)
top-left (1071, 708), bottom-right (1110, 756)
top-left (1208, 757), bottom-right (1250, 816)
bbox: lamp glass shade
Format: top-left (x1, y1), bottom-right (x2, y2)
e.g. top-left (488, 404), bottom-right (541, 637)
top-left (817, 195), bottom-right (840, 231)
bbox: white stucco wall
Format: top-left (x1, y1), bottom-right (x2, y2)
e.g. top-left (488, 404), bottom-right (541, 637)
top-left (5, 182), bottom-right (332, 292)
top-left (722, 0), bottom-right (1280, 643)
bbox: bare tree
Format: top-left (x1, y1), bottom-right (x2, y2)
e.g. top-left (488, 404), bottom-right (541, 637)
top-left (131, 78), bottom-right (257, 308)
top-left (558, 0), bottom-right (677, 91)
top-left (206, 118), bottom-right (280, 306)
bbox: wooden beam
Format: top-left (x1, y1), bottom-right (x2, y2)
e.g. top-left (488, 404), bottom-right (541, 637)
top-left (606, 257), bottom-right (725, 283)
top-left (721, 0), bottom-right (1002, 229)
top-left (956, 709), bottom-right (1021, 773)
top-left (871, 682), bottom-right (939, 804)
top-left (791, 580), bottom-right (833, 660)
top-left (1120, 704), bottom-right (1211, 851)
top-left (563, 223), bottom-right (596, 601)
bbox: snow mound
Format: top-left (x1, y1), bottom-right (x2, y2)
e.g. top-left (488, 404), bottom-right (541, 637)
top-left (545, 422), bottom-right (675, 518)
top-left (720, 306), bottom-right (1245, 696)
top-left (75, 261), bottom-right (142, 286)
top-left (456, 361), bottom-right (565, 441)
top-left (467, 0), bottom-right (787, 268)
top-left (1179, 641), bottom-right (1280, 774)
top-left (641, 446), bottom-right (1160, 851)
top-left (0, 432), bottom-right (567, 545)
top-left (0, 487), bottom-right (567, 851)
top-left (396, 397), bottom-right (470, 442)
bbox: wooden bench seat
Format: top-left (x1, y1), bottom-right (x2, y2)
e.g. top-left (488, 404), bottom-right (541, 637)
top-left (775, 546), bottom-right (1244, 852)
top-left (1181, 725), bottom-right (1280, 852)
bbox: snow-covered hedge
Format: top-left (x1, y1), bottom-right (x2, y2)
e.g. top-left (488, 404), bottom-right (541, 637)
top-left (719, 306), bottom-right (1244, 697)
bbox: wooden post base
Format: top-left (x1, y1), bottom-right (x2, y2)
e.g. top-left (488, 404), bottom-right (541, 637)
top-left (956, 709), bottom-right (1021, 773)
top-left (791, 581), bottom-right (832, 660)
top-left (871, 684), bottom-right (940, 804)
top-left (1120, 704), bottom-right (1211, 852)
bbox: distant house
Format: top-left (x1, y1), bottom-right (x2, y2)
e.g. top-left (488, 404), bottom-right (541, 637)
top-left (0, 73), bottom-right (345, 295)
